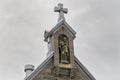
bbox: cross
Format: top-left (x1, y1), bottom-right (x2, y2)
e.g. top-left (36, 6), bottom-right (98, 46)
top-left (54, 3), bottom-right (68, 22)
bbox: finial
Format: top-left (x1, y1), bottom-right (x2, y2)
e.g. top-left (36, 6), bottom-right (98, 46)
top-left (24, 64), bottom-right (34, 77)
top-left (54, 3), bottom-right (68, 22)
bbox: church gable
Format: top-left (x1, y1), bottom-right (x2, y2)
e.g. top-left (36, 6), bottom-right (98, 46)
top-left (75, 57), bottom-right (96, 80)
top-left (25, 55), bottom-right (95, 80)
top-left (44, 20), bottom-right (76, 42)
top-left (54, 22), bottom-right (76, 39)
top-left (24, 3), bottom-right (95, 80)
top-left (33, 58), bottom-right (54, 80)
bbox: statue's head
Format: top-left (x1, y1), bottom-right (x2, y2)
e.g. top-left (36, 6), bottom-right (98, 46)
top-left (63, 36), bottom-right (68, 43)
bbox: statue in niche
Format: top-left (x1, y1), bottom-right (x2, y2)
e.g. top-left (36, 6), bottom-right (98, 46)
top-left (59, 35), bottom-right (70, 64)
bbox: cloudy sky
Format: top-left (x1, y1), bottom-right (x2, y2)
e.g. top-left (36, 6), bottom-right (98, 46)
top-left (0, 0), bottom-right (120, 80)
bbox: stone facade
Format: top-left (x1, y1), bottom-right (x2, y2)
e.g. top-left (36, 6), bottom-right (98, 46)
top-left (27, 57), bottom-right (94, 80)
top-left (24, 3), bottom-right (95, 80)
top-left (24, 23), bottom-right (95, 80)
top-left (52, 26), bottom-right (75, 68)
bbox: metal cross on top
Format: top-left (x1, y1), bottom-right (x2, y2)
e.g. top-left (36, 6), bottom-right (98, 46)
top-left (54, 3), bottom-right (68, 22)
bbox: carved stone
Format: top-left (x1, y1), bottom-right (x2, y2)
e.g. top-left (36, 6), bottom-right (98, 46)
top-left (24, 3), bottom-right (95, 80)
top-left (70, 68), bottom-right (76, 79)
top-left (59, 34), bottom-right (70, 64)
top-left (54, 66), bottom-right (60, 77)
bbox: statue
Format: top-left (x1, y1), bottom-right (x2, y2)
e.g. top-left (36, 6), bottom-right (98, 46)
top-left (59, 35), bottom-right (70, 64)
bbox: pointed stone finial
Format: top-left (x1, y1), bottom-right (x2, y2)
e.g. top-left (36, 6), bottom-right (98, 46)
top-left (24, 64), bottom-right (34, 77)
top-left (54, 3), bottom-right (68, 22)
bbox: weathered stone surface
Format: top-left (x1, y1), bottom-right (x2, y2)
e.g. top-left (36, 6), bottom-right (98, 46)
top-left (31, 58), bottom-right (94, 80)
top-left (26, 14), bottom-right (95, 80)
top-left (24, 3), bottom-right (95, 80)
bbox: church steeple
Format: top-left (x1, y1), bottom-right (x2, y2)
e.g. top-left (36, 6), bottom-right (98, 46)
top-left (44, 3), bottom-right (77, 70)
top-left (54, 3), bottom-right (68, 22)
top-left (24, 3), bottom-right (96, 80)
top-left (44, 3), bottom-right (76, 57)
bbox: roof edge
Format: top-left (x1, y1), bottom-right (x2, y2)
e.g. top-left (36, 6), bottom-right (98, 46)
top-left (44, 19), bottom-right (76, 42)
top-left (75, 57), bottom-right (96, 80)
top-left (25, 53), bottom-right (53, 80)
top-left (25, 55), bottom-right (95, 80)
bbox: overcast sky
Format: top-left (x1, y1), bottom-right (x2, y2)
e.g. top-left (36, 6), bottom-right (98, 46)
top-left (0, 0), bottom-right (120, 80)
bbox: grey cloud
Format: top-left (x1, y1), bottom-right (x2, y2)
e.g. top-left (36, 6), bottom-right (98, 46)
top-left (0, 0), bottom-right (120, 80)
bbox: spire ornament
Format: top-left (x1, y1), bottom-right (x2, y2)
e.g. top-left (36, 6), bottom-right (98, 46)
top-left (54, 3), bottom-right (68, 22)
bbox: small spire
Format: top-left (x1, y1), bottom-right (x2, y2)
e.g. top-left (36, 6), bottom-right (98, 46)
top-left (54, 3), bottom-right (68, 22)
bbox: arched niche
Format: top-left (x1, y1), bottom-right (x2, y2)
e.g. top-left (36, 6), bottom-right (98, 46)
top-left (58, 34), bottom-right (70, 64)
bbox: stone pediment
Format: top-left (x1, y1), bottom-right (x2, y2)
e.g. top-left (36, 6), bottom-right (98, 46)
top-left (25, 54), bottom-right (95, 80)
top-left (24, 3), bottom-right (95, 80)
top-left (44, 19), bottom-right (76, 42)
